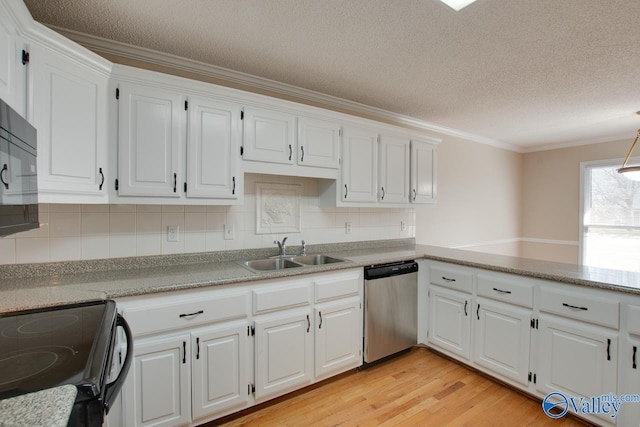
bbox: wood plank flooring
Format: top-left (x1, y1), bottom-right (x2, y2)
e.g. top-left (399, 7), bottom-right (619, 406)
top-left (210, 347), bottom-right (591, 426)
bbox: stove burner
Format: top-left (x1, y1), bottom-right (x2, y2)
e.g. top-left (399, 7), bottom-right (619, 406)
top-left (0, 345), bottom-right (76, 387)
top-left (1, 314), bottom-right (80, 338)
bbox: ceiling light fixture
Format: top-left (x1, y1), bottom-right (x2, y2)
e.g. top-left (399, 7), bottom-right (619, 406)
top-left (439, 0), bottom-right (478, 11)
top-left (617, 111), bottom-right (640, 181)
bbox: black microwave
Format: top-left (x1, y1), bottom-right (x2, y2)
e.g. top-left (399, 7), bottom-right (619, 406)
top-left (0, 98), bottom-right (38, 237)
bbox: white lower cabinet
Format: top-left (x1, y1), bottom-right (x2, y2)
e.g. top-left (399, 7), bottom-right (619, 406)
top-left (315, 300), bottom-right (362, 378)
top-left (473, 298), bottom-right (531, 386)
top-left (428, 285), bottom-right (471, 361)
top-left (125, 334), bottom-right (192, 427)
top-left (254, 310), bottom-right (314, 401)
top-left (619, 335), bottom-right (640, 426)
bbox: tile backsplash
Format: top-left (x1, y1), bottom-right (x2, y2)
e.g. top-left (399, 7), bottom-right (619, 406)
top-left (0, 175), bottom-right (415, 265)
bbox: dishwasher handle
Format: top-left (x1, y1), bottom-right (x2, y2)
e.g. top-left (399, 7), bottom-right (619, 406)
top-left (364, 261), bottom-right (418, 280)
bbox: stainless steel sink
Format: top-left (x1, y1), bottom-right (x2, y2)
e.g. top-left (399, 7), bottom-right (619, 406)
top-left (241, 258), bottom-right (303, 272)
top-left (288, 254), bottom-right (345, 266)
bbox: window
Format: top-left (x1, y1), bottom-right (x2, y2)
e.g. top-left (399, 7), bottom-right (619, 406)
top-left (581, 159), bottom-right (640, 272)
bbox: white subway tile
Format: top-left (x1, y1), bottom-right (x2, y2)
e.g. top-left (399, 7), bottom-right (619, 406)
top-left (81, 212), bottom-right (109, 235)
top-left (137, 213), bottom-right (161, 234)
top-left (109, 235), bottom-right (136, 258)
top-left (185, 205), bottom-right (206, 213)
top-left (205, 231), bottom-right (225, 251)
top-left (184, 231), bottom-right (206, 253)
top-left (110, 213), bottom-right (136, 234)
top-left (0, 238), bottom-right (16, 264)
top-left (136, 234), bottom-right (161, 256)
top-left (49, 212), bottom-right (81, 237)
top-left (50, 237), bottom-right (81, 262)
top-left (15, 238), bottom-right (50, 263)
top-left (137, 205), bottom-right (161, 213)
top-left (206, 213), bottom-right (225, 232)
top-left (162, 205), bottom-right (185, 213)
top-left (81, 235), bottom-right (110, 260)
top-left (81, 204), bottom-right (109, 213)
top-left (110, 204), bottom-right (136, 213)
top-left (50, 204), bottom-right (81, 213)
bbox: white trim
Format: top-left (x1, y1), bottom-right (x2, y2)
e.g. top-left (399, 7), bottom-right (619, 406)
top-left (520, 238), bottom-right (579, 246)
top-left (451, 238), bottom-right (521, 249)
top-left (48, 25), bottom-right (523, 152)
top-left (521, 132), bottom-right (634, 153)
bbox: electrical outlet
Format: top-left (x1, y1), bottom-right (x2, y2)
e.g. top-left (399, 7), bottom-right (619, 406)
top-left (167, 225), bottom-right (179, 242)
top-left (224, 223), bottom-right (235, 240)
top-left (345, 222), bottom-right (352, 234)
top-left (401, 221), bottom-right (407, 231)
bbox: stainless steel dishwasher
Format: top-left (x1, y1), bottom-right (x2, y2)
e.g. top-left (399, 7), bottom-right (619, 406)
top-left (363, 260), bottom-right (418, 364)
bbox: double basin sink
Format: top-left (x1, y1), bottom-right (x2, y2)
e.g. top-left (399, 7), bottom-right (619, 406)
top-left (240, 254), bottom-right (345, 273)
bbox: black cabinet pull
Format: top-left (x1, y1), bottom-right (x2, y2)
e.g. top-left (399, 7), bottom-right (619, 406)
top-left (98, 167), bottom-right (105, 190)
top-left (442, 276), bottom-right (456, 282)
top-left (464, 300), bottom-right (468, 316)
top-left (381, 187), bottom-right (385, 200)
top-left (196, 337), bottom-right (200, 360)
top-left (607, 338), bottom-right (611, 361)
top-left (633, 346), bottom-right (637, 369)
top-left (173, 173), bottom-right (177, 192)
top-left (492, 287), bottom-right (512, 295)
top-left (289, 144), bottom-right (292, 161)
top-left (477, 303), bottom-right (480, 320)
top-left (319, 312), bottom-right (323, 329)
top-left (413, 188), bottom-right (417, 201)
top-left (306, 315), bottom-right (310, 333)
top-left (301, 146), bottom-right (304, 162)
top-left (179, 310), bottom-right (204, 318)
top-left (182, 341), bottom-right (186, 364)
top-left (232, 176), bottom-right (236, 195)
top-left (562, 303), bottom-right (588, 311)
top-left (0, 164), bottom-right (8, 189)
top-left (344, 184), bottom-right (348, 199)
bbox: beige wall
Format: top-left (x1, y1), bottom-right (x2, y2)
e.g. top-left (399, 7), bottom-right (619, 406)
top-left (521, 138), bottom-right (631, 264)
top-left (415, 136), bottom-right (523, 254)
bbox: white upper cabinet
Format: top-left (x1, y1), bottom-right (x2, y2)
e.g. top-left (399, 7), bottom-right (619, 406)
top-left (29, 41), bottom-right (110, 203)
top-left (341, 125), bottom-right (378, 203)
top-left (410, 139), bottom-right (437, 204)
top-left (378, 134), bottom-right (410, 204)
top-left (117, 81), bottom-right (184, 198)
top-left (186, 96), bottom-right (240, 200)
top-left (297, 116), bottom-right (340, 169)
top-left (242, 106), bottom-right (295, 165)
top-left (0, 1), bottom-right (26, 116)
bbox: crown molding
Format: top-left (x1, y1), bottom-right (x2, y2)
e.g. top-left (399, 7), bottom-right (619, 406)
top-left (48, 25), bottom-right (523, 152)
top-left (521, 132), bottom-right (631, 153)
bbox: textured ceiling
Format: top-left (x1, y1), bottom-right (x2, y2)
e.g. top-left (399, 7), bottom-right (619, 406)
top-left (23, 0), bottom-right (640, 150)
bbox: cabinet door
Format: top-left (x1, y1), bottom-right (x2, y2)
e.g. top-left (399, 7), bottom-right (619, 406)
top-left (123, 334), bottom-right (191, 427)
top-left (297, 116), bottom-right (340, 169)
top-left (428, 285), bottom-right (471, 360)
top-left (242, 106), bottom-right (295, 165)
top-left (537, 316), bottom-right (617, 424)
top-left (410, 140), bottom-right (437, 204)
top-left (117, 82), bottom-right (183, 197)
top-left (341, 126), bottom-right (378, 203)
top-left (379, 134), bottom-right (410, 204)
top-left (191, 323), bottom-right (249, 420)
top-left (0, 4), bottom-right (26, 116)
top-left (254, 311), bottom-right (313, 401)
top-left (618, 336), bottom-right (640, 426)
top-left (30, 43), bottom-right (109, 202)
top-left (315, 300), bottom-right (362, 378)
top-left (186, 96), bottom-right (240, 199)
top-left (473, 298), bottom-right (531, 386)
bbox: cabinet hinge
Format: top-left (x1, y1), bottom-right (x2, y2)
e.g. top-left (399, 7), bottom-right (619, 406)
top-left (530, 318), bottom-right (538, 329)
top-left (184, 100), bottom-right (188, 110)
top-left (115, 88), bottom-right (119, 100)
top-left (114, 178), bottom-right (119, 191)
top-left (248, 384), bottom-right (255, 395)
top-left (240, 109), bottom-right (244, 120)
top-left (184, 182), bottom-right (187, 193)
top-left (21, 49), bottom-right (29, 65)
top-left (248, 325), bottom-right (255, 336)
top-left (528, 372), bottom-right (537, 384)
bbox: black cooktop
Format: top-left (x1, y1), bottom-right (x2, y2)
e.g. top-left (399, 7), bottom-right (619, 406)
top-left (0, 300), bottom-right (115, 400)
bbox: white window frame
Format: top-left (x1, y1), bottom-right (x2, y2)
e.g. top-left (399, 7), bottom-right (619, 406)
top-left (579, 156), bottom-right (640, 267)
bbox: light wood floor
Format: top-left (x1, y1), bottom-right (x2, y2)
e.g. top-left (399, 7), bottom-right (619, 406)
top-left (211, 347), bottom-right (590, 426)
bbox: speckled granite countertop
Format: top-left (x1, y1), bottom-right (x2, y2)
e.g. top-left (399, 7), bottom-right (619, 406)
top-left (0, 385), bottom-right (76, 427)
top-left (1, 239), bottom-right (640, 314)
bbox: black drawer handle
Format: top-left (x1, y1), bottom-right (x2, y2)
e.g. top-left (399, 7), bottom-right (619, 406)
top-left (464, 300), bottom-right (468, 316)
top-left (607, 338), bottom-right (611, 361)
top-left (0, 164), bottom-right (8, 190)
top-left (476, 303), bottom-right (480, 320)
top-left (442, 276), bottom-right (456, 282)
top-left (344, 184), bottom-right (348, 199)
top-left (633, 346), bottom-right (637, 369)
top-left (173, 172), bottom-right (177, 193)
top-left (98, 167), bottom-right (105, 190)
top-left (289, 144), bottom-right (292, 161)
top-left (182, 341), bottom-right (186, 364)
top-left (306, 315), bottom-right (310, 333)
top-left (232, 176), bottom-right (236, 195)
top-left (381, 187), bottom-right (385, 200)
top-left (179, 310), bottom-right (204, 318)
top-left (319, 312), bottom-right (323, 329)
top-left (562, 303), bottom-right (588, 311)
top-left (301, 146), bottom-right (304, 162)
top-left (492, 287), bottom-right (512, 295)
top-left (196, 337), bottom-right (200, 360)
top-left (413, 188), bottom-right (417, 201)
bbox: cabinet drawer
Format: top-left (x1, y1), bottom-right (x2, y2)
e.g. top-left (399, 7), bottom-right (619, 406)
top-left (253, 281), bottom-right (311, 314)
top-left (539, 287), bottom-right (619, 329)
top-left (628, 305), bottom-right (640, 335)
top-left (430, 264), bottom-right (473, 294)
top-left (122, 291), bottom-right (250, 337)
top-left (477, 273), bottom-right (533, 308)
top-left (314, 270), bottom-right (361, 303)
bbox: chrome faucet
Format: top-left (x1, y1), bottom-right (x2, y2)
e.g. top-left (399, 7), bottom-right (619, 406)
top-left (274, 237), bottom-right (288, 257)
top-left (301, 240), bottom-right (307, 256)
